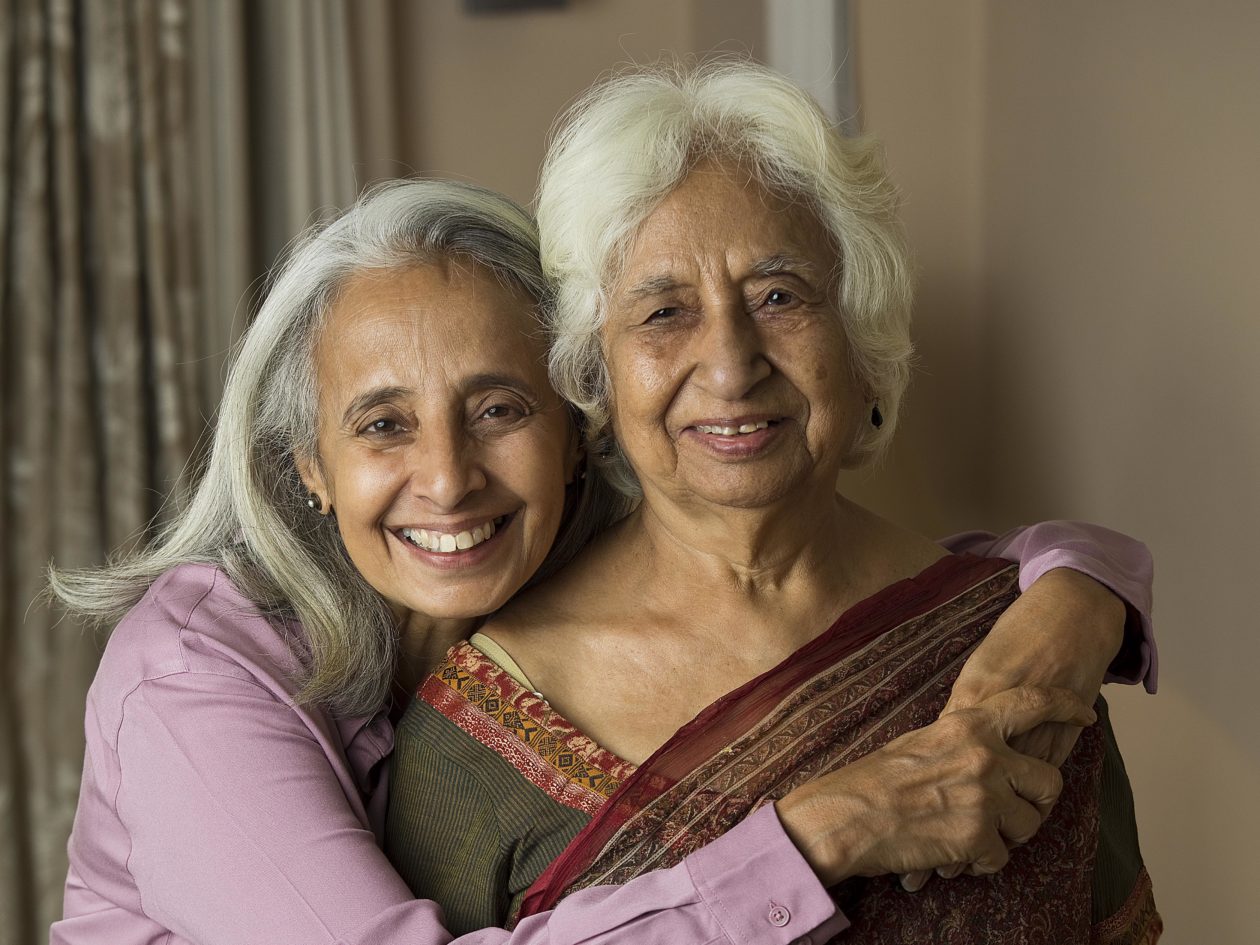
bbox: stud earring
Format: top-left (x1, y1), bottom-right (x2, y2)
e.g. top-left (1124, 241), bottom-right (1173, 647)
top-left (306, 492), bottom-right (323, 513)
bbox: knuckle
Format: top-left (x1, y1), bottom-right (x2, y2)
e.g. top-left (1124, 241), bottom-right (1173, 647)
top-left (963, 744), bottom-right (998, 778)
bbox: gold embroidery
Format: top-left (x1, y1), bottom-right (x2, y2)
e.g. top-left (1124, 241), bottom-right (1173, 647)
top-left (434, 655), bottom-right (625, 800)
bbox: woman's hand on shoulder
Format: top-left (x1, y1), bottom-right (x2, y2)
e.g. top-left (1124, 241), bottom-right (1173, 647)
top-left (946, 567), bottom-right (1125, 767)
top-left (775, 686), bottom-right (1096, 887)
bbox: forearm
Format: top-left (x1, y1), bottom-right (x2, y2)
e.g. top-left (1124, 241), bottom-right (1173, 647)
top-left (90, 675), bottom-right (842, 945)
top-left (944, 521), bottom-right (1156, 691)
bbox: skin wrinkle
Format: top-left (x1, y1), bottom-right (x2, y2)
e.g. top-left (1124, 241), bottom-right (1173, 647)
top-left (603, 160), bottom-right (866, 569)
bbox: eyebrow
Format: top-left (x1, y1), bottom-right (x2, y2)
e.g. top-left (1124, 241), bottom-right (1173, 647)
top-left (341, 386), bottom-right (413, 427)
top-left (463, 373), bottom-right (540, 400)
top-left (622, 274), bottom-right (684, 303)
top-left (621, 254), bottom-right (824, 303)
top-left (339, 375), bottom-right (541, 427)
top-left (748, 254), bottom-right (822, 280)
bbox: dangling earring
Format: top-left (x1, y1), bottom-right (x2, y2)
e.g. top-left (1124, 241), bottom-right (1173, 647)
top-left (871, 404), bottom-right (884, 429)
top-left (306, 492), bottom-right (324, 513)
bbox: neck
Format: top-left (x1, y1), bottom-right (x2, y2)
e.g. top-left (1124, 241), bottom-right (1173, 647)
top-left (392, 611), bottom-right (476, 711)
top-left (630, 480), bottom-right (862, 605)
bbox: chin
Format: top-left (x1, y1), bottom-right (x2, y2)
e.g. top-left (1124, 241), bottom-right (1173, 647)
top-left (681, 473), bottom-right (805, 509)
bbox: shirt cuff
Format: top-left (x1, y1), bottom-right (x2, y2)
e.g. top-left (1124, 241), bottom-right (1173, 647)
top-left (685, 803), bottom-right (848, 945)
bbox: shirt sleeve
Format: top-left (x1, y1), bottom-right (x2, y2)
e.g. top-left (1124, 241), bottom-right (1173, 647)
top-left (941, 521), bottom-right (1156, 693)
top-left (108, 671), bottom-right (842, 945)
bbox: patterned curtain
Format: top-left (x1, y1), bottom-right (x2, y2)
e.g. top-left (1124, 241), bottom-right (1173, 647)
top-left (0, 1), bottom-right (204, 941)
top-left (0, 1), bottom-right (381, 940)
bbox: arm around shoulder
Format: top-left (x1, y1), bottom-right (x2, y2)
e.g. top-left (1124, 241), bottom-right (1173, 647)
top-left (944, 521), bottom-right (1156, 691)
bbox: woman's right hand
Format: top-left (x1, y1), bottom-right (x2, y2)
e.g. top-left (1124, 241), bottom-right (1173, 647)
top-left (774, 686), bottom-right (1096, 886)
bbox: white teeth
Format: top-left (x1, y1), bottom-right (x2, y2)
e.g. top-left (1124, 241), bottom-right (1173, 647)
top-left (400, 517), bottom-right (504, 554)
top-left (696, 420), bottom-right (771, 436)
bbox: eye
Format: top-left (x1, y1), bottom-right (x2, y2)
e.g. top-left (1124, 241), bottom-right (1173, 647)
top-left (764, 289), bottom-right (796, 307)
top-left (480, 402), bottom-right (523, 421)
top-left (359, 416), bottom-right (404, 438)
top-left (645, 306), bottom-right (680, 323)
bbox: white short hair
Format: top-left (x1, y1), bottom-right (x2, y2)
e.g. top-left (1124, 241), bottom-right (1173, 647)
top-left (538, 59), bottom-right (915, 496)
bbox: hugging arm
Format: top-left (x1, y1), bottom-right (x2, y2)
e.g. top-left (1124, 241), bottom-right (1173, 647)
top-left (891, 521), bottom-right (1156, 890)
top-left (56, 668), bottom-right (845, 945)
top-left (943, 521), bottom-right (1156, 750)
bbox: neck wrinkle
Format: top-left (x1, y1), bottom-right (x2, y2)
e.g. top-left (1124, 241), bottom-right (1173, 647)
top-left (632, 485), bottom-right (856, 599)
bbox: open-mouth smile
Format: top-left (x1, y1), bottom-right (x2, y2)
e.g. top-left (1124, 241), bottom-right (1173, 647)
top-left (692, 419), bottom-right (777, 437)
top-left (682, 416), bottom-right (787, 456)
top-left (393, 513), bottom-right (512, 555)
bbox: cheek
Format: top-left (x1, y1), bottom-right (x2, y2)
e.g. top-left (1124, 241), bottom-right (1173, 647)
top-left (607, 344), bottom-right (681, 436)
top-left (329, 453), bottom-right (406, 536)
top-left (496, 426), bottom-right (572, 517)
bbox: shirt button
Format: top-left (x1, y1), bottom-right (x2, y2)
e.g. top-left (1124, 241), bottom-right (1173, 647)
top-left (767, 903), bottom-right (791, 927)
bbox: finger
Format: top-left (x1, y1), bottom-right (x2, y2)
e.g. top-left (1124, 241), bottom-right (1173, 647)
top-left (996, 796), bottom-right (1044, 846)
top-left (965, 830), bottom-right (1011, 876)
top-left (979, 686), bottom-right (1096, 742)
top-left (1005, 752), bottom-right (1065, 819)
top-left (900, 870), bottom-right (931, 893)
top-left (936, 863), bottom-right (966, 880)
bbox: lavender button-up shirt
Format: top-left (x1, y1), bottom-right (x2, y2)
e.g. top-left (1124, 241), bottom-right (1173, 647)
top-left (51, 522), bottom-right (1154, 945)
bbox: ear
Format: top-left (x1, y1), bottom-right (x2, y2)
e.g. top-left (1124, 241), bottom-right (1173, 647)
top-left (295, 452), bottom-right (332, 514)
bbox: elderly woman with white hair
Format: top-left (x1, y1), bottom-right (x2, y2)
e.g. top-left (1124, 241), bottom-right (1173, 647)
top-left (50, 117), bottom-right (1150, 945)
top-left (386, 63), bottom-right (1160, 944)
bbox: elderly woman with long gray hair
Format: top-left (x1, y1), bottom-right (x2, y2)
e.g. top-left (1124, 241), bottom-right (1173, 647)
top-left (50, 69), bottom-right (1154, 945)
top-left (385, 61), bottom-right (1160, 943)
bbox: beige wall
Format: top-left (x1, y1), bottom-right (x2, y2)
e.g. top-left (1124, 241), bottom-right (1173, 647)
top-left (853, 2), bottom-right (1260, 940)
top-left (392, 0), bottom-right (762, 205)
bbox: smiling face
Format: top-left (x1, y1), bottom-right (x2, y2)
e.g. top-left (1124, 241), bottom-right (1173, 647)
top-left (602, 160), bottom-right (867, 512)
top-left (300, 260), bottom-right (579, 623)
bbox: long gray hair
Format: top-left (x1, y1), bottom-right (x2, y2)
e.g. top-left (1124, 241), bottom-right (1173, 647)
top-left (49, 179), bottom-right (618, 718)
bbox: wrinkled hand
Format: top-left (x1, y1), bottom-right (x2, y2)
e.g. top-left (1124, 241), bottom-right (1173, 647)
top-left (946, 568), bottom-right (1124, 764)
top-left (776, 686), bottom-right (1096, 887)
top-left (901, 569), bottom-right (1126, 891)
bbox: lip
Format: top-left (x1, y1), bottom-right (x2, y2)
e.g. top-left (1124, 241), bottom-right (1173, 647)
top-left (389, 512), bottom-right (516, 571)
top-left (678, 415), bottom-right (790, 459)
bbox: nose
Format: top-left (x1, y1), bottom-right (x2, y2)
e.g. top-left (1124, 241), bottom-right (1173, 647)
top-left (409, 423), bottom-right (487, 511)
top-left (692, 300), bottom-right (772, 399)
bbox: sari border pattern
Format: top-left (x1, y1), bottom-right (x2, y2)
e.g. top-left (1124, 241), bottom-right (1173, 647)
top-left (420, 642), bottom-right (636, 815)
top-left (1092, 867), bottom-right (1163, 945)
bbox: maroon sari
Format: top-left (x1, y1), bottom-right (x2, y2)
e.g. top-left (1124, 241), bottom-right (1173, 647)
top-left (517, 555), bottom-right (1160, 944)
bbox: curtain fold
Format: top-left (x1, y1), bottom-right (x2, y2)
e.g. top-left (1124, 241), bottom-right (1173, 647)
top-left (1, 2), bottom-right (204, 941)
top-left (1, 1), bottom-right (394, 940)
